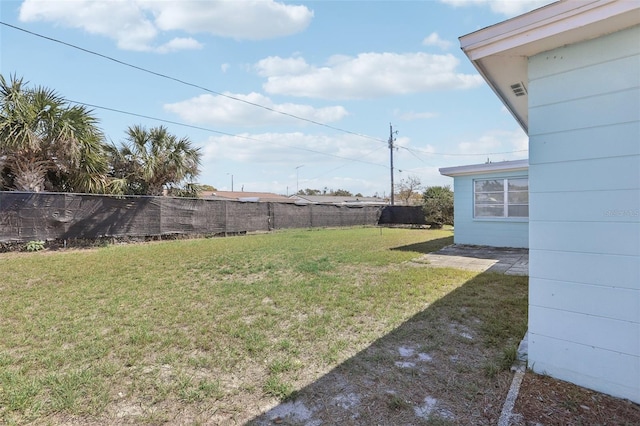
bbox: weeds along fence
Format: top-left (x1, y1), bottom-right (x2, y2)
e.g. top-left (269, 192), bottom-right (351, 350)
top-left (0, 191), bottom-right (390, 244)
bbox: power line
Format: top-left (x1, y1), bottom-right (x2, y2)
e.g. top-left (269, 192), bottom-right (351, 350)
top-left (0, 21), bottom-right (387, 145)
top-left (1, 21), bottom-right (529, 160)
top-left (308, 145), bottom-right (388, 181)
top-left (399, 145), bottom-right (527, 157)
top-left (69, 99), bottom-right (389, 169)
top-left (74, 98), bottom-right (525, 169)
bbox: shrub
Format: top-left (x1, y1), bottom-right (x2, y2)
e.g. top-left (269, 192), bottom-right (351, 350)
top-left (25, 240), bottom-right (45, 252)
top-left (422, 186), bottom-right (453, 228)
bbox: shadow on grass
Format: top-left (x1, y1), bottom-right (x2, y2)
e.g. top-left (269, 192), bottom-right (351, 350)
top-left (390, 236), bottom-right (454, 254)
top-left (247, 270), bottom-right (528, 425)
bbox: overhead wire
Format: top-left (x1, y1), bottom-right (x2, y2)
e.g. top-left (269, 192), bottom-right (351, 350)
top-left (399, 145), bottom-right (528, 157)
top-left (0, 21), bottom-right (388, 145)
top-left (70, 99), bottom-right (389, 169)
top-left (2, 20), bottom-right (528, 164)
top-left (308, 145), bottom-right (389, 181)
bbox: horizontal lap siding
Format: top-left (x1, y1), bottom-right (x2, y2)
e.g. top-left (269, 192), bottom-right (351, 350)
top-left (529, 278), bottom-right (639, 323)
top-left (528, 334), bottom-right (639, 400)
top-left (530, 189), bottom-right (639, 222)
top-left (453, 172), bottom-right (528, 248)
top-left (530, 305), bottom-right (638, 355)
top-left (529, 221), bottom-right (639, 256)
top-left (529, 122), bottom-right (640, 164)
top-left (527, 25), bottom-right (640, 403)
top-left (529, 250), bottom-right (639, 290)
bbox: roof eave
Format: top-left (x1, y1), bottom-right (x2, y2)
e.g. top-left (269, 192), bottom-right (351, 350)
top-left (459, 0), bottom-right (640, 133)
top-left (439, 159), bottom-right (529, 177)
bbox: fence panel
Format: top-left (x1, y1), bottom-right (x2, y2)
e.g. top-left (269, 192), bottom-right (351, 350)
top-left (225, 201), bottom-right (270, 233)
top-left (0, 192), bottom-right (417, 244)
top-left (64, 194), bottom-right (161, 238)
top-left (160, 197), bottom-right (224, 235)
top-left (377, 205), bottom-right (426, 225)
top-left (270, 203), bottom-right (312, 229)
top-left (0, 192), bottom-right (65, 241)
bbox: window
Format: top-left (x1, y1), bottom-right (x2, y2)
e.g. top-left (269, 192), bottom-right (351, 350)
top-left (474, 178), bottom-right (528, 218)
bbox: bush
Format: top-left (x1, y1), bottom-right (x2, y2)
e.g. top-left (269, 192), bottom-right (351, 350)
top-left (422, 186), bottom-right (453, 228)
top-left (25, 240), bottom-right (45, 252)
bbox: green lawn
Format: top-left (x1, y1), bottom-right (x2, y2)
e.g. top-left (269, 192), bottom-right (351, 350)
top-left (0, 227), bottom-right (527, 424)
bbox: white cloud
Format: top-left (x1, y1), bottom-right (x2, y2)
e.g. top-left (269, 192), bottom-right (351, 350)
top-left (164, 92), bottom-right (348, 126)
top-left (155, 37), bottom-right (203, 54)
top-left (195, 131), bottom-right (423, 196)
top-left (457, 128), bottom-right (528, 160)
top-left (440, 0), bottom-right (552, 16)
top-left (422, 32), bottom-right (452, 50)
top-left (221, 63), bottom-right (230, 73)
top-left (256, 56), bottom-right (311, 77)
top-left (256, 53), bottom-right (484, 100)
top-left (396, 110), bottom-right (439, 121)
top-left (200, 132), bottom-right (388, 165)
top-left (149, 0), bottom-right (313, 40)
top-left (19, 0), bottom-right (158, 51)
top-left (19, 0), bottom-right (313, 51)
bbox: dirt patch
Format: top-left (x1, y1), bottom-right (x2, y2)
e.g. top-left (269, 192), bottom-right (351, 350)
top-left (247, 273), bottom-right (528, 425)
top-left (512, 371), bottom-right (640, 425)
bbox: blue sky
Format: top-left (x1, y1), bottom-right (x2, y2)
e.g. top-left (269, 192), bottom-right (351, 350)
top-left (0, 0), bottom-right (551, 196)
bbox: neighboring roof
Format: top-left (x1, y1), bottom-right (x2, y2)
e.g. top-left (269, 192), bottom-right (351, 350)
top-left (201, 191), bottom-right (292, 203)
top-left (459, 0), bottom-right (640, 133)
top-left (439, 159), bottom-right (528, 177)
top-left (291, 195), bottom-right (388, 205)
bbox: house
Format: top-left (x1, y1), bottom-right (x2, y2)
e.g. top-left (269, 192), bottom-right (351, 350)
top-left (201, 190), bottom-right (293, 203)
top-left (439, 159), bottom-right (529, 248)
top-left (290, 195), bottom-right (388, 206)
top-left (459, 0), bottom-right (639, 403)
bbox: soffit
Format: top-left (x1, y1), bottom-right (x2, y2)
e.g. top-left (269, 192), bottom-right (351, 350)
top-left (459, 0), bottom-right (640, 133)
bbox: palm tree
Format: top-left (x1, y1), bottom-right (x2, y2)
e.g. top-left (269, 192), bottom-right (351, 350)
top-left (110, 125), bottom-right (201, 196)
top-left (0, 74), bottom-right (110, 193)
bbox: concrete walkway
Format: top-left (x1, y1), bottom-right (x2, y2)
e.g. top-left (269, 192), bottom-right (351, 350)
top-left (419, 244), bottom-right (529, 275)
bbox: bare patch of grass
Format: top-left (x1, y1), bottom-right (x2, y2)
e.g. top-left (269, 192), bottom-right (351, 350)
top-left (0, 228), bottom-right (449, 423)
top-left (0, 227), bottom-right (533, 425)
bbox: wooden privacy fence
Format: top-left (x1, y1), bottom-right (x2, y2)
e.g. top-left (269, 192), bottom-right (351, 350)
top-left (0, 192), bottom-right (389, 243)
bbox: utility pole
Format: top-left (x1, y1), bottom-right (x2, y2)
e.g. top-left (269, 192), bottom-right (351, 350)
top-left (296, 165), bottom-right (304, 194)
top-left (389, 123), bottom-right (398, 206)
top-left (227, 173), bottom-right (234, 191)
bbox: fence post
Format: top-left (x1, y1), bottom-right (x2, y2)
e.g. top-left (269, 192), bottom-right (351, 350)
top-left (224, 200), bottom-right (228, 236)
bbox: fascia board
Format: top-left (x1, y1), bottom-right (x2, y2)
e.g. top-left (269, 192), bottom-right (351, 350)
top-left (459, 0), bottom-right (640, 134)
top-left (439, 160), bottom-right (529, 177)
top-left (460, 0), bottom-right (638, 60)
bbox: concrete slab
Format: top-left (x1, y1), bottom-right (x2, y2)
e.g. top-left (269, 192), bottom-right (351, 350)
top-left (419, 244), bottom-right (529, 276)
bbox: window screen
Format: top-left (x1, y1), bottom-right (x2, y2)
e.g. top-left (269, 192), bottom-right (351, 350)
top-left (474, 178), bottom-right (528, 218)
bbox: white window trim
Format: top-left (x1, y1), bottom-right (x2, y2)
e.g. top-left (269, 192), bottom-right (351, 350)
top-left (473, 176), bottom-right (528, 221)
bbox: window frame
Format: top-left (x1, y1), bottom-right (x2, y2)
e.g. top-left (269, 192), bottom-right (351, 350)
top-left (473, 176), bottom-right (529, 220)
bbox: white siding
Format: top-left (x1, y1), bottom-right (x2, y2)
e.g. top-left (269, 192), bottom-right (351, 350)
top-left (527, 25), bottom-right (640, 403)
top-left (452, 170), bottom-right (528, 248)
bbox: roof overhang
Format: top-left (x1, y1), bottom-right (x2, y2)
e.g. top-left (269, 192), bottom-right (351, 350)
top-left (459, 0), bottom-right (640, 133)
top-left (440, 159), bottom-right (529, 177)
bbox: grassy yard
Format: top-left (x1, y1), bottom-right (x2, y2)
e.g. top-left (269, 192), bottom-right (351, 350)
top-left (0, 227), bottom-right (528, 425)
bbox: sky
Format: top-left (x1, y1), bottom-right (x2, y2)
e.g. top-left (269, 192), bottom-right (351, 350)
top-left (0, 0), bottom-right (552, 197)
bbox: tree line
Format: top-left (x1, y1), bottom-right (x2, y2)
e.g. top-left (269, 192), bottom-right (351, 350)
top-left (395, 176), bottom-right (453, 228)
top-left (0, 75), bottom-right (202, 196)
